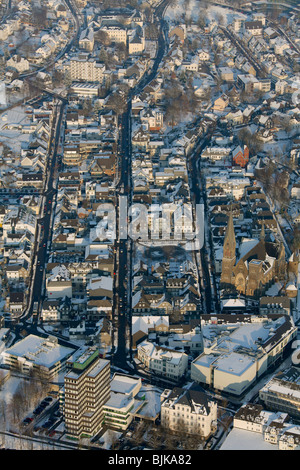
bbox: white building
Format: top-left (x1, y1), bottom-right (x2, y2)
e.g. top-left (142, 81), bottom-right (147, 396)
top-left (2, 334), bottom-right (75, 380)
top-left (7, 55), bottom-right (30, 73)
top-left (233, 403), bottom-right (300, 450)
top-left (137, 340), bottom-right (188, 383)
top-left (62, 56), bottom-right (106, 83)
top-left (160, 386), bottom-right (217, 437)
top-left (259, 366), bottom-right (300, 420)
top-left (191, 315), bottom-right (297, 396)
top-left (103, 374), bottom-right (144, 430)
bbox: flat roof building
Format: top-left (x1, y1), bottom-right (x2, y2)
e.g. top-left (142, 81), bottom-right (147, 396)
top-left (2, 334), bottom-right (76, 381)
top-left (64, 347), bottom-right (110, 438)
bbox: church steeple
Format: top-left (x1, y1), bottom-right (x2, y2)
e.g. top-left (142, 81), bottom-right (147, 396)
top-left (223, 210), bottom-right (236, 260)
top-left (220, 209), bottom-right (236, 289)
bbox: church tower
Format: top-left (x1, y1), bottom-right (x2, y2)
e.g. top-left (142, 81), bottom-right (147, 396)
top-left (276, 241), bottom-right (286, 281)
top-left (220, 210), bottom-right (236, 288)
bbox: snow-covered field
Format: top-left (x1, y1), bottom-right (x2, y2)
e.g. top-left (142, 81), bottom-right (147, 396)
top-left (165, 0), bottom-right (247, 26)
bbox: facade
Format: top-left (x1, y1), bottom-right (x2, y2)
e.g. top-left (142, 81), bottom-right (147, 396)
top-left (160, 386), bottom-right (217, 437)
top-left (103, 374), bottom-right (144, 430)
top-left (64, 348), bottom-right (110, 438)
top-left (137, 340), bottom-right (188, 383)
top-left (233, 403), bottom-right (300, 450)
top-left (220, 212), bottom-right (287, 298)
top-left (259, 367), bottom-right (300, 420)
top-left (234, 403), bottom-right (276, 433)
top-left (63, 57), bottom-right (106, 83)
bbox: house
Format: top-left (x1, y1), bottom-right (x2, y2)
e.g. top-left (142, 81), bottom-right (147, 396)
top-left (213, 94), bottom-right (229, 112)
top-left (41, 299), bottom-right (61, 322)
top-left (291, 184), bottom-right (300, 199)
top-left (8, 292), bottom-right (25, 315)
top-left (259, 296), bottom-right (291, 316)
top-left (244, 20), bottom-right (263, 36)
top-left (79, 28), bottom-right (94, 51)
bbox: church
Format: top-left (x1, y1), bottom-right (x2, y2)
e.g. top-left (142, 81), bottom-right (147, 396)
top-left (220, 211), bottom-right (287, 299)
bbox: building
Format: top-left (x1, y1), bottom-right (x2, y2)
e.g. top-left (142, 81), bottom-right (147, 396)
top-left (103, 374), bottom-right (144, 430)
top-left (220, 212), bottom-right (286, 299)
top-left (232, 145), bottom-right (249, 168)
top-left (62, 56), bottom-right (106, 83)
top-left (160, 384), bottom-right (217, 437)
top-left (259, 367), bottom-right (300, 420)
top-left (259, 296), bottom-right (291, 316)
top-left (137, 340), bottom-right (188, 383)
top-left (233, 403), bottom-right (300, 450)
top-left (2, 334), bottom-right (75, 381)
top-left (63, 348), bottom-right (110, 438)
top-left (234, 403), bottom-right (279, 434)
top-left (191, 314), bottom-right (297, 396)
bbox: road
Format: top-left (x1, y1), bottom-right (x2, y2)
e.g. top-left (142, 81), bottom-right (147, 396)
top-left (112, 0), bottom-right (171, 368)
top-left (220, 26), bottom-right (267, 79)
top-left (12, 97), bottom-right (66, 329)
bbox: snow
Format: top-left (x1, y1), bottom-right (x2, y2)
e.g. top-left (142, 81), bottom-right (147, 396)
top-left (0, 82), bottom-right (7, 108)
top-left (3, 334), bottom-right (76, 368)
top-left (220, 427), bottom-right (276, 450)
top-left (98, 429), bottom-right (122, 449)
top-left (136, 385), bottom-right (162, 419)
top-left (165, 0), bottom-right (247, 26)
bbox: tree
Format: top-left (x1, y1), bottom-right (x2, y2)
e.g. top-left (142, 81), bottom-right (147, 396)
top-left (106, 92), bottom-right (127, 115)
top-left (31, 6), bottom-right (48, 27)
top-left (95, 30), bottom-right (111, 47)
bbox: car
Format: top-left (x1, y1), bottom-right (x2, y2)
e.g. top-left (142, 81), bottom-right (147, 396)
top-left (44, 397), bottom-right (53, 403)
top-left (23, 417), bottom-right (33, 425)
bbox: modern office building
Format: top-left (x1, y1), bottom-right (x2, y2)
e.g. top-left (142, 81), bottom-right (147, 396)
top-left (63, 347), bottom-right (110, 438)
